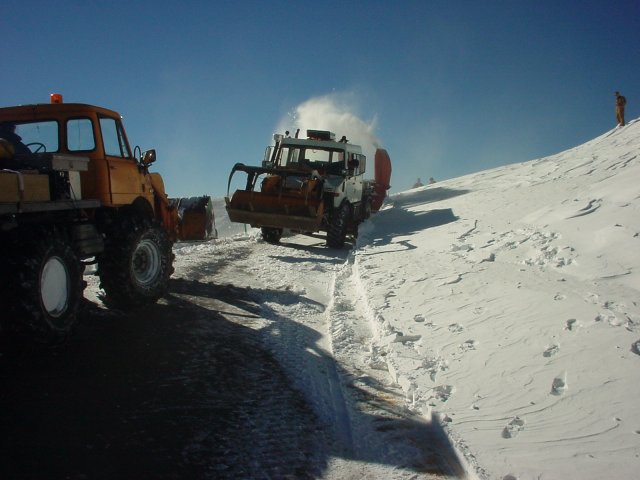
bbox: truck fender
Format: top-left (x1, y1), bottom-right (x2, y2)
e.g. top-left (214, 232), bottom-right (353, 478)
top-left (131, 196), bottom-right (155, 220)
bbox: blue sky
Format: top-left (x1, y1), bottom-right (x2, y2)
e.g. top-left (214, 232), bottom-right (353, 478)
top-left (3, 0), bottom-right (639, 197)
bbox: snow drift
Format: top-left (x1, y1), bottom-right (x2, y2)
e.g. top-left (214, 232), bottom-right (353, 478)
top-left (353, 119), bottom-right (640, 479)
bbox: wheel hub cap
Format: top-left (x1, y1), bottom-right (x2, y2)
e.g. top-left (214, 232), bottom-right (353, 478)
top-left (132, 239), bottom-right (161, 286)
top-left (40, 256), bottom-right (70, 317)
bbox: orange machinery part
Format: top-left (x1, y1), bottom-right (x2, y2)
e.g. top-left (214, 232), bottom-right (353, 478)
top-left (371, 148), bottom-right (392, 211)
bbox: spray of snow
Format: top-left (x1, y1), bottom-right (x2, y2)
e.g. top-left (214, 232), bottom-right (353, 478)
top-left (277, 92), bottom-right (382, 162)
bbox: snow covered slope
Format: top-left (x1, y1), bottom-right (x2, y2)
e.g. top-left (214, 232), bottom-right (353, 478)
top-left (353, 119), bottom-right (640, 479)
top-left (159, 119), bottom-right (640, 479)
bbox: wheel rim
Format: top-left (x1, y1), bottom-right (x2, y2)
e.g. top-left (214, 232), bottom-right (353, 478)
top-left (40, 256), bottom-right (70, 318)
top-left (132, 238), bottom-right (161, 287)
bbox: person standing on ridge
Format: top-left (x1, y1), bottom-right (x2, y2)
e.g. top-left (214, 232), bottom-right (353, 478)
top-left (615, 91), bottom-right (626, 127)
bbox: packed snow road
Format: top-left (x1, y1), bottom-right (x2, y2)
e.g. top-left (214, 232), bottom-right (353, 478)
top-left (0, 280), bottom-right (326, 479)
top-left (0, 233), bottom-right (466, 479)
top-left (169, 232), bottom-right (467, 478)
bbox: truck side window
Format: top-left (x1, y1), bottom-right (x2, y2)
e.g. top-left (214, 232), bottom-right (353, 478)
top-left (351, 154), bottom-right (365, 174)
top-left (14, 121), bottom-right (59, 153)
top-left (67, 118), bottom-right (95, 151)
top-left (99, 117), bottom-right (131, 158)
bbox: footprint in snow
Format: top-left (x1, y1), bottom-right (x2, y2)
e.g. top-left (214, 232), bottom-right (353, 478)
top-left (596, 312), bottom-right (624, 327)
top-left (551, 374), bottom-right (568, 396)
top-left (585, 292), bottom-right (600, 304)
top-left (543, 344), bottom-right (559, 357)
top-left (334, 299), bottom-right (354, 312)
top-left (631, 340), bottom-right (640, 356)
top-left (480, 252), bottom-right (496, 263)
top-left (414, 314), bottom-right (434, 327)
top-left (448, 323), bottom-right (464, 333)
top-left (451, 243), bottom-right (473, 252)
top-left (434, 385), bottom-right (454, 402)
top-left (565, 319), bottom-right (577, 331)
top-left (502, 416), bottom-right (525, 439)
top-left (459, 339), bottom-right (478, 352)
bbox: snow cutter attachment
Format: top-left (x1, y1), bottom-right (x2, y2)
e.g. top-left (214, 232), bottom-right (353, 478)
top-left (225, 162), bottom-right (324, 232)
top-left (371, 148), bottom-right (392, 212)
top-left (169, 196), bottom-right (217, 241)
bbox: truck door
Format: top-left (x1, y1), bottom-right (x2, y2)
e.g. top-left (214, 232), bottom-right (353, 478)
top-left (344, 153), bottom-right (364, 202)
top-left (100, 117), bottom-right (147, 205)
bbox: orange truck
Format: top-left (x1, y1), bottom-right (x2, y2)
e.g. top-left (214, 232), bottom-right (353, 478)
top-left (0, 94), bottom-right (213, 342)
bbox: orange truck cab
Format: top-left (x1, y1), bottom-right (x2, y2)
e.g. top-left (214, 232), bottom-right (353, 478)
top-left (0, 99), bottom-right (176, 233)
top-left (0, 95), bottom-right (212, 342)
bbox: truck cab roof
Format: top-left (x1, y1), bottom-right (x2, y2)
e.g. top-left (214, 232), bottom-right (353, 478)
top-left (279, 136), bottom-right (363, 155)
top-left (0, 103), bottom-right (122, 122)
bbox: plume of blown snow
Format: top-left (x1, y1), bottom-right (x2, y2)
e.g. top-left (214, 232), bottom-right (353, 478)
top-left (277, 93), bottom-right (382, 161)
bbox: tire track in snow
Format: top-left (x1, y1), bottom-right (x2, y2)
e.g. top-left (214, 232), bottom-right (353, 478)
top-left (329, 256), bottom-right (469, 478)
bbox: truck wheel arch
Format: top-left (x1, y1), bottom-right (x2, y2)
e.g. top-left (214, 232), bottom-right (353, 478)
top-left (130, 197), bottom-right (155, 220)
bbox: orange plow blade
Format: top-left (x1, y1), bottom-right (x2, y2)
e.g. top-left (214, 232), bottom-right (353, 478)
top-left (225, 163), bottom-right (325, 231)
top-left (226, 190), bottom-right (324, 231)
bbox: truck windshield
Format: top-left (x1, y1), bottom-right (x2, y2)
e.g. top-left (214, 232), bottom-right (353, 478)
top-left (278, 146), bottom-right (345, 169)
top-left (7, 121), bottom-right (59, 154)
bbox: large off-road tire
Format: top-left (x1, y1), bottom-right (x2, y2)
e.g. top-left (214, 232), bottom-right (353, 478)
top-left (364, 198), bottom-right (372, 219)
top-left (98, 216), bottom-right (174, 310)
top-left (6, 227), bottom-right (84, 342)
top-left (261, 227), bottom-right (283, 244)
top-left (327, 203), bottom-right (350, 249)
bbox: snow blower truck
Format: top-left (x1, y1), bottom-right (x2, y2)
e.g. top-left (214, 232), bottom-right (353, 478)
top-left (225, 129), bottom-right (391, 248)
top-left (0, 94), bottom-right (214, 342)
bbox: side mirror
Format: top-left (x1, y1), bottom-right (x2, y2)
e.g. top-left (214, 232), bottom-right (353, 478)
top-left (141, 149), bottom-right (156, 166)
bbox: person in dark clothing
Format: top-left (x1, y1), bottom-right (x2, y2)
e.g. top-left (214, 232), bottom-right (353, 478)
top-left (615, 91), bottom-right (626, 127)
top-left (0, 123), bottom-right (31, 156)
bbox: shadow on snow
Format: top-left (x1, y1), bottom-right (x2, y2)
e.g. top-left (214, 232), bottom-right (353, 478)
top-left (166, 276), bottom-right (468, 478)
top-left (0, 236), bottom-right (468, 479)
top-left (355, 186), bottom-right (468, 254)
top-left (389, 186), bottom-right (470, 210)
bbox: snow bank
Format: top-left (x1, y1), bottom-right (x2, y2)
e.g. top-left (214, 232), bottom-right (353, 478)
top-left (353, 120), bottom-right (640, 479)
